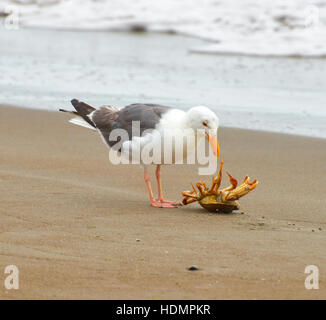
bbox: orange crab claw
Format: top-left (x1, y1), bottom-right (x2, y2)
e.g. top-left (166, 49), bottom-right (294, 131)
top-left (223, 178), bottom-right (259, 201)
top-left (248, 180), bottom-right (259, 190)
top-left (249, 179), bottom-right (257, 186)
top-left (243, 176), bottom-right (250, 184)
top-left (227, 172), bottom-right (238, 189)
top-left (220, 172), bottom-right (238, 193)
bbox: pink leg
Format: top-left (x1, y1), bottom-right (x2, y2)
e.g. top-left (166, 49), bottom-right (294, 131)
top-left (155, 165), bottom-right (182, 206)
top-left (144, 167), bottom-right (176, 208)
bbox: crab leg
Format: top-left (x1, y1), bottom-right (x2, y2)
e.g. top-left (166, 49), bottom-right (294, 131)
top-left (201, 181), bottom-right (209, 191)
top-left (181, 191), bottom-right (199, 199)
top-left (181, 188), bottom-right (200, 205)
top-left (182, 197), bottom-right (199, 205)
top-left (196, 182), bottom-right (208, 195)
top-left (182, 183), bottom-right (198, 197)
top-left (210, 159), bottom-right (224, 193)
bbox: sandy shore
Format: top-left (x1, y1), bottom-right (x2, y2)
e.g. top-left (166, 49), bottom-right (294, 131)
top-left (0, 105), bottom-right (325, 299)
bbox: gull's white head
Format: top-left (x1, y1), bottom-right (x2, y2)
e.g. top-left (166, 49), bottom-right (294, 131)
top-left (186, 105), bottom-right (220, 157)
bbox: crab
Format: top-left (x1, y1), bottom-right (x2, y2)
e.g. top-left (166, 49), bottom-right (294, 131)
top-left (182, 159), bottom-right (259, 213)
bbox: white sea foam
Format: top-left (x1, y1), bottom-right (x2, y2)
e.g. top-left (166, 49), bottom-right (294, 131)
top-left (1, 0), bottom-right (326, 57)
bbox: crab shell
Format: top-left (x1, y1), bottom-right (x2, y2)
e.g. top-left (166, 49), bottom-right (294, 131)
top-left (198, 194), bottom-right (240, 213)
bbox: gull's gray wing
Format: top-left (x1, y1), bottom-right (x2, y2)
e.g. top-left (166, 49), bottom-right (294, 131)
top-left (91, 103), bottom-right (172, 149)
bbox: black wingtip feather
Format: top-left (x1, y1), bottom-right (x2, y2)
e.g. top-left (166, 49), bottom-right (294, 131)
top-left (71, 99), bottom-right (79, 107)
top-left (69, 98), bottom-right (96, 128)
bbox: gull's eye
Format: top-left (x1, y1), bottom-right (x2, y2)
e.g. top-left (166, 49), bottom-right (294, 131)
top-left (202, 121), bottom-right (208, 127)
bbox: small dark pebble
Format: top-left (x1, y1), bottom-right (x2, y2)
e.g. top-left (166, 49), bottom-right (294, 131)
top-left (188, 265), bottom-right (199, 271)
top-left (312, 229), bottom-right (315, 232)
top-left (319, 228), bottom-right (322, 231)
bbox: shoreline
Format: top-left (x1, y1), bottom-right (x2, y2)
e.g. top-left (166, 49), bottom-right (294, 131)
top-left (1, 106), bottom-right (325, 299)
top-left (3, 104), bottom-right (326, 141)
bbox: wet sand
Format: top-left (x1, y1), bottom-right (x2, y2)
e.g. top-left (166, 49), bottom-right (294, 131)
top-left (0, 106), bottom-right (325, 299)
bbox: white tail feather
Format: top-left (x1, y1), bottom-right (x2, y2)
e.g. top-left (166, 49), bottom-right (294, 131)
top-left (69, 117), bottom-right (96, 130)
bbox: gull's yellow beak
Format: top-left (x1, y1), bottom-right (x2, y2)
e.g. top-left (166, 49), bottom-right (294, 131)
top-left (206, 132), bottom-right (220, 157)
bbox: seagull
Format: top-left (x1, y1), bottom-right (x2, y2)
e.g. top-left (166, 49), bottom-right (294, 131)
top-left (60, 99), bottom-right (220, 208)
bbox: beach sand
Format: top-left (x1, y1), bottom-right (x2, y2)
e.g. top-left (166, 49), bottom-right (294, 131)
top-left (0, 105), bottom-right (325, 299)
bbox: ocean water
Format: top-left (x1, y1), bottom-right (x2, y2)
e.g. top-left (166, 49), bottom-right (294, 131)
top-left (0, 26), bottom-right (325, 138)
top-left (1, 0), bottom-right (326, 57)
top-left (1, 1), bottom-right (326, 138)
